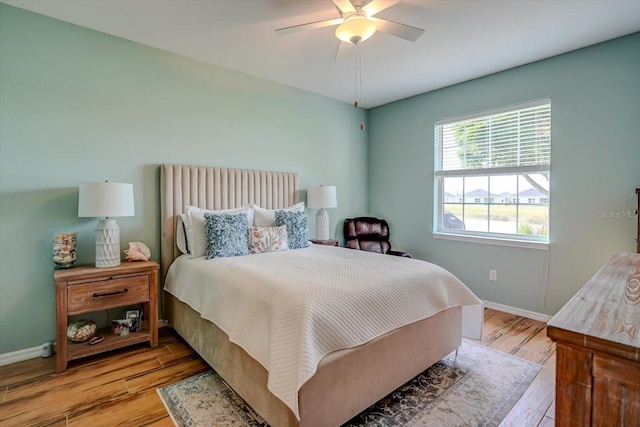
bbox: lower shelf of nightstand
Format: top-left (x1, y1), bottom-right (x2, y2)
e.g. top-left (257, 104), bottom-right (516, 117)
top-left (67, 326), bottom-right (152, 361)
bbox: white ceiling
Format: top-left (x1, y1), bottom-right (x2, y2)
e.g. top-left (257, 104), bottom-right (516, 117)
top-left (3, 0), bottom-right (640, 108)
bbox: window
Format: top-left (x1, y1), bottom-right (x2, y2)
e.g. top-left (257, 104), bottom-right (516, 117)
top-left (434, 99), bottom-right (550, 244)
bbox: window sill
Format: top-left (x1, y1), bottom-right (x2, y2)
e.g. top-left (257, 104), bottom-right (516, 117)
top-left (432, 232), bottom-right (549, 250)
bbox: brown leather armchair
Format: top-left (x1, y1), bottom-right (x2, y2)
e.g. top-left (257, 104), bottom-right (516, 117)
top-left (343, 217), bottom-right (411, 258)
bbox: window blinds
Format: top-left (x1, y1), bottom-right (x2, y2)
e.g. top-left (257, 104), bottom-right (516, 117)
top-left (435, 99), bottom-right (551, 175)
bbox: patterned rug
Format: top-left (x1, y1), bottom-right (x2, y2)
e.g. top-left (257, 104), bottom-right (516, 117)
top-left (157, 340), bottom-right (541, 426)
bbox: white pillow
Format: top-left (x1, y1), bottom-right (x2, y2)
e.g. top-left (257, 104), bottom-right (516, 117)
top-left (176, 214), bottom-right (190, 254)
top-left (186, 205), bottom-right (254, 258)
top-left (252, 202), bottom-right (305, 227)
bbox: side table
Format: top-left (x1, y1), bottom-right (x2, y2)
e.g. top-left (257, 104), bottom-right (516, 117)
top-left (54, 261), bottom-right (159, 372)
top-left (310, 239), bottom-right (340, 247)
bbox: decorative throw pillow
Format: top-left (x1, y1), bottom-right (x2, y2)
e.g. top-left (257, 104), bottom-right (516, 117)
top-left (204, 212), bottom-right (250, 259)
top-left (249, 226), bottom-right (289, 254)
top-left (252, 202), bottom-right (305, 227)
top-left (186, 205), bottom-right (253, 258)
top-left (275, 210), bottom-right (309, 250)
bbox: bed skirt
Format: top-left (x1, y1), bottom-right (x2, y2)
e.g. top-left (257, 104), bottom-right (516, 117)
top-left (164, 293), bottom-right (462, 427)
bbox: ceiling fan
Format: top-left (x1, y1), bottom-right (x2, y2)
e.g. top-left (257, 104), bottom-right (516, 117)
top-left (275, 0), bottom-right (424, 45)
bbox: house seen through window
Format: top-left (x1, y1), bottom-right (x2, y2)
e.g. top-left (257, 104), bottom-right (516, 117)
top-left (434, 99), bottom-right (551, 243)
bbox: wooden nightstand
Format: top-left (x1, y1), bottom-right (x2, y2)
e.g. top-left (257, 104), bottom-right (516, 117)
top-left (310, 239), bottom-right (340, 247)
top-left (54, 261), bottom-right (159, 372)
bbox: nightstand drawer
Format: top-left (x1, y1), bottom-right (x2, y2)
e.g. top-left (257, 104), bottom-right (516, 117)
top-left (67, 274), bottom-right (150, 315)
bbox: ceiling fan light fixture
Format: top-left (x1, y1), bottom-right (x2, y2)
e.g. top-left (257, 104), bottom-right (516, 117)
top-left (335, 15), bottom-right (376, 44)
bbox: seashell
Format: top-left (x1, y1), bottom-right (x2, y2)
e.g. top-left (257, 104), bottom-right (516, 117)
top-left (123, 241), bottom-right (151, 261)
top-left (67, 320), bottom-right (96, 343)
top-left (53, 232), bottom-right (77, 268)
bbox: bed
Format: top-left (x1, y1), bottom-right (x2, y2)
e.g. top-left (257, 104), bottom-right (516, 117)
top-left (160, 163), bottom-right (483, 427)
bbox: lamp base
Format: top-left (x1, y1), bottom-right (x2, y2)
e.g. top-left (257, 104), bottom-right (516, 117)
top-left (95, 218), bottom-right (121, 268)
top-left (315, 208), bottom-right (330, 241)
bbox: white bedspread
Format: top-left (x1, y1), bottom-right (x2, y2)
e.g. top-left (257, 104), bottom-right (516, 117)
top-left (164, 244), bottom-right (483, 419)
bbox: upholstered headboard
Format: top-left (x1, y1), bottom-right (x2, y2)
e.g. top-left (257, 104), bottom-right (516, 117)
top-left (160, 164), bottom-right (299, 281)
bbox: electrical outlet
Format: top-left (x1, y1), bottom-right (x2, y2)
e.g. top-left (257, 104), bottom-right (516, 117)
top-left (489, 270), bottom-right (497, 281)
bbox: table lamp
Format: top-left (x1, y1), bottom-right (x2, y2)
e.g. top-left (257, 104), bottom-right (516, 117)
top-left (78, 181), bottom-right (135, 268)
top-left (307, 185), bottom-right (337, 241)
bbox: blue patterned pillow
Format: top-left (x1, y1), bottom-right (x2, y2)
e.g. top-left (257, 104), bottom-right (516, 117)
top-left (204, 212), bottom-right (250, 259)
top-left (275, 210), bottom-right (309, 250)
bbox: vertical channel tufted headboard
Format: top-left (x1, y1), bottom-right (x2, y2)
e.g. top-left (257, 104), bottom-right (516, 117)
top-left (160, 164), bottom-right (299, 281)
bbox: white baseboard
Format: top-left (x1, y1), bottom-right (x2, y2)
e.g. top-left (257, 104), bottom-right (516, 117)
top-left (482, 300), bottom-right (552, 322)
top-left (0, 344), bottom-right (55, 366)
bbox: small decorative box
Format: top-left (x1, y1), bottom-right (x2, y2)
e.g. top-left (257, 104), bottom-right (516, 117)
top-left (111, 319), bottom-right (132, 336)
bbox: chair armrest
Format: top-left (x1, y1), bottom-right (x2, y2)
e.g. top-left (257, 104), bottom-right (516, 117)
top-left (387, 250), bottom-right (411, 258)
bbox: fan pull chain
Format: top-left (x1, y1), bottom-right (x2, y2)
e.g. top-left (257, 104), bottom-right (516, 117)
top-left (354, 43), bottom-right (365, 131)
top-left (353, 42), bottom-right (359, 109)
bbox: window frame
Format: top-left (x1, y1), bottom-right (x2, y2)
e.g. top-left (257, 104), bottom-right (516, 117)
top-left (433, 99), bottom-right (551, 248)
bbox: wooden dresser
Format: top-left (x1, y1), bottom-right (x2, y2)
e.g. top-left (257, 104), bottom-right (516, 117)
top-left (547, 252), bottom-right (640, 426)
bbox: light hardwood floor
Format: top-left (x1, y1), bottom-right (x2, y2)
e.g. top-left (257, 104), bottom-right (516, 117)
top-left (0, 308), bottom-right (556, 426)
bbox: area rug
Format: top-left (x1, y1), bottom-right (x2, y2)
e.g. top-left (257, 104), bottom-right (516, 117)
top-left (157, 339), bottom-right (541, 426)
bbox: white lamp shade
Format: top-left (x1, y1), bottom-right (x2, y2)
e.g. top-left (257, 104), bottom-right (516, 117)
top-left (307, 186), bottom-right (337, 209)
top-left (78, 182), bottom-right (135, 218)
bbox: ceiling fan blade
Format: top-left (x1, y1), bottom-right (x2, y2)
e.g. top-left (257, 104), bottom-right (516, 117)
top-left (361, 0), bottom-right (400, 17)
top-left (276, 18), bottom-right (344, 36)
top-left (370, 17), bottom-right (424, 42)
top-left (332, 0), bottom-right (356, 15)
top-left (335, 41), bottom-right (353, 60)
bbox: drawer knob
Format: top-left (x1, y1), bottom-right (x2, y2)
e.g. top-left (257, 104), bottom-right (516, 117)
top-left (93, 288), bottom-right (128, 298)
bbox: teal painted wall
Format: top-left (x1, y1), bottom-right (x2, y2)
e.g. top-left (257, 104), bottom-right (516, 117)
top-left (0, 5), bottom-right (368, 354)
top-left (368, 33), bottom-right (640, 316)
